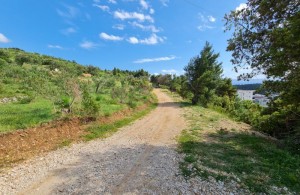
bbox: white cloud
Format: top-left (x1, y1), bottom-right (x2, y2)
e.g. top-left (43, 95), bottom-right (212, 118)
top-left (61, 27), bottom-right (76, 35)
top-left (0, 33), bottom-right (10, 43)
top-left (160, 0), bottom-right (169, 6)
top-left (94, 4), bottom-right (110, 12)
top-left (93, 0), bottom-right (100, 3)
top-left (57, 5), bottom-right (79, 19)
top-left (99, 32), bottom-right (123, 41)
top-left (113, 24), bottom-right (125, 30)
top-left (161, 69), bottom-right (182, 75)
top-left (128, 37), bottom-right (139, 44)
top-left (80, 41), bottom-right (98, 49)
top-left (208, 15), bottom-right (216, 22)
top-left (114, 10), bottom-right (154, 23)
top-left (108, 0), bottom-right (117, 4)
top-left (48, 44), bottom-right (63, 49)
top-left (236, 3), bottom-right (247, 11)
top-left (127, 34), bottom-right (164, 45)
top-left (149, 8), bottom-right (155, 14)
top-left (141, 34), bottom-right (164, 45)
top-left (197, 13), bottom-right (216, 31)
top-left (130, 22), bottom-right (160, 32)
top-left (140, 0), bottom-right (149, 9)
top-left (134, 55), bottom-right (176, 63)
top-left (197, 25), bottom-right (214, 31)
top-left (127, 34), bottom-right (165, 45)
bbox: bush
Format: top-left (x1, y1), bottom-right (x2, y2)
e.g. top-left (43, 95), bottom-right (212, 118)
top-left (55, 96), bottom-right (71, 109)
top-left (19, 96), bottom-right (34, 104)
top-left (82, 89), bottom-right (99, 117)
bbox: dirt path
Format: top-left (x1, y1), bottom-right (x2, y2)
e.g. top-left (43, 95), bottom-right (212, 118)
top-left (1, 89), bottom-right (192, 194)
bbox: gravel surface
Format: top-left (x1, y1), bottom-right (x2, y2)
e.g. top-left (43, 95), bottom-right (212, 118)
top-left (0, 89), bottom-right (245, 194)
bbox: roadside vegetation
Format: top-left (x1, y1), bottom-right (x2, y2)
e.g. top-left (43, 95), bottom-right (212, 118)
top-left (0, 48), bottom-right (154, 133)
top-left (153, 1), bottom-right (300, 193)
top-left (151, 0), bottom-right (300, 153)
top-left (178, 101), bottom-right (300, 194)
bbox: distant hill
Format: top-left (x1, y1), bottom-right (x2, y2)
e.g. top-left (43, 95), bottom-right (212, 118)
top-left (232, 79), bottom-right (263, 85)
top-left (233, 83), bottom-right (262, 91)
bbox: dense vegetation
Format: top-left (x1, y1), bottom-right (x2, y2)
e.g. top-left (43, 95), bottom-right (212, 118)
top-left (177, 98), bottom-right (300, 194)
top-left (0, 48), bottom-right (154, 133)
top-left (225, 0), bottom-right (300, 151)
top-left (151, 40), bottom-right (299, 153)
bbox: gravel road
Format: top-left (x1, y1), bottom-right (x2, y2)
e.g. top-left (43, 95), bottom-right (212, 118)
top-left (0, 89), bottom-right (242, 194)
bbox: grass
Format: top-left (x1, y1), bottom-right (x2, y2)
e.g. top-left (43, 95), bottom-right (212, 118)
top-left (0, 98), bottom-right (55, 133)
top-left (84, 102), bottom-right (158, 141)
top-left (178, 103), bottom-right (300, 194)
top-left (59, 139), bottom-right (72, 148)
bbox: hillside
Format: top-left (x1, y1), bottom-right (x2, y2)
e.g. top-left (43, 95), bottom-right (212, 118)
top-left (0, 48), bottom-right (154, 133)
top-left (233, 83), bottom-right (261, 90)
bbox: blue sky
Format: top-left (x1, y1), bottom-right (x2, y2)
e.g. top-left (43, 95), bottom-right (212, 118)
top-left (0, 0), bottom-right (259, 81)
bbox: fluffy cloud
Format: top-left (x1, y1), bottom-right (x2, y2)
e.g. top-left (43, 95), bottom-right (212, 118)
top-left (114, 10), bottom-right (154, 23)
top-left (80, 41), bottom-right (98, 49)
top-left (113, 24), bottom-right (125, 30)
top-left (197, 13), bottom-right (216, 31)
top-left (99, 32), bottom-right (123, 41)
top-left (128, 34), bottom-right (164, 45)
top-left (149, 8), bottom-right (155, 14)
top-left (94, 4), bottom-right (110, 12)
top-left (140, 0), bottom-right (149, 9)
top-left (140, 34), bottom-right (164, 45)
top-left (134, 55), bottom-right (176, 63)
top-left (160, 0), bottom-right (169, 6)
top-left (48, 44), bottom-right (63, 49)
top-left (128, 37), bottom-right (139, 44)
top-left (130, 22), bottom-right (160, 32)
top-left (208, 15), bottom-right (216, 22)
top-left (108, 0), bottom-right (117, 4)
top-left (0, 33), bottom-right (10, 43)
top-left (236, 3), bottom-right (247, 11)
top-left (161, 69), bottom-right (183, 75)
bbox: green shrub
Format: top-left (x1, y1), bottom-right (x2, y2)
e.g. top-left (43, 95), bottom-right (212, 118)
top-left (19, 96), bottom-right (33, 104)
top-left (82, 88), bottom-right (99, 117)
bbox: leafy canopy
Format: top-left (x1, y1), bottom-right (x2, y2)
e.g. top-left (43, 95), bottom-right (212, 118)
top-left (225, 0), bottom-right (300, 107)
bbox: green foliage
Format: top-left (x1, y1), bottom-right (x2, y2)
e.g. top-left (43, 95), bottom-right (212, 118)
top-left (84, 102), bottom-right (157, 140)
top-left (225, 0), bottom-right (300, 139)
top-left (19, 96), bottom-right (34, 104)
top-left (184, 42), bottom-right (230, 106)
top-left (81, 86), bottom-right (99, 117)
top-left (0, 48), bottom-right (154, 132)
top-left (179, 104), bottom-right (300, 194)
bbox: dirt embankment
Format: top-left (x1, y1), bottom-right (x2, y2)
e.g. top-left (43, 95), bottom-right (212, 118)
top-left (0, 101), bottom-right (150, 169)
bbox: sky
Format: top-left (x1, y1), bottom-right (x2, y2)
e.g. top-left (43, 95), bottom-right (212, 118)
top-left (0, 0), bottom-right (262, 82)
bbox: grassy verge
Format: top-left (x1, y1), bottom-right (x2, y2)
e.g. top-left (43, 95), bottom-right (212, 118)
top-left (0, 98), bottom-right (55, 133)
top-left (178, 104), bottom-right (300, 194)
top-left (84, 102), bottom-right (158, 141)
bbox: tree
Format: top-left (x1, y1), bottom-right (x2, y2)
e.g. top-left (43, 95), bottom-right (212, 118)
top-left (224, 0), bottom-right (300, 108)
top-left (225, 0), bottom-right (300, 142)
top-left (184, 42), bottom-right (223, 105)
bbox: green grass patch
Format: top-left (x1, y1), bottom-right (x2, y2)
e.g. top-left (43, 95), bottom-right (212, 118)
top-left (59, 139), bottom-right (72, 148)
top-left (84, 102), bottom-right (157, 141)
top-left (0, 98), bottom-right (55, 133)
top-left (179, 104), bottom-right (300, 194)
